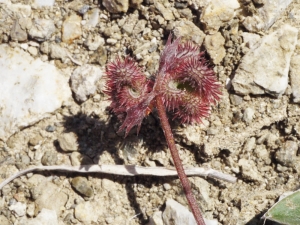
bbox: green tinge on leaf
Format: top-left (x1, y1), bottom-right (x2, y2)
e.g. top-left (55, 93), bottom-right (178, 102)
top-left (264, 190), bottom-right (300, 225)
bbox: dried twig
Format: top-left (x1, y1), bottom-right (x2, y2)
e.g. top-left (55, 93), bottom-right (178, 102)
top-left (0, 164), bottom-right (236, 189)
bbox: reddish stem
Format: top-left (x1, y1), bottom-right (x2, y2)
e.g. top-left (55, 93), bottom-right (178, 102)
top-left (155, 95), bottom-right (206, 225)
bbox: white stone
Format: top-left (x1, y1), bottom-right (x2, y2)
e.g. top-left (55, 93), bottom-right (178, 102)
top-left (70, 64), bottom-right (104, 102)
top-left (34, 0), bottom-right (55, 7)
top-left (289, 54), bottom-right (300, 103)
top-left (84, 8), bottom-right (99, 29)
top-left (0, 45), bottom-right (71, 142)
top-left (243, 107), bottom-right (255, 124)
top-left (9, 202), bottom-right (26, 217)
top-left (200, 0), bottom-right (240, 33)
top-left (232, 25), bottom-right (298, 97)
top-left (74, 201), bottom-right (100, 224)
top-left (24, 208), bottom-right (58, 225)
top-left (243, 0), bottom-right (293, 32)
top-left (162, 199), bottom-right (218, 225)
top-left (29, 18), bottom-right (55, 41)
top-left (147, 211), bottom-right (163, 225)
top-left (62, 14), bottom-right (82, 44)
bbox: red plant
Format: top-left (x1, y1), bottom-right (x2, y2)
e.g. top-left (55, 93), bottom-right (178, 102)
top-left (105, 34), bottom-right (221, 225)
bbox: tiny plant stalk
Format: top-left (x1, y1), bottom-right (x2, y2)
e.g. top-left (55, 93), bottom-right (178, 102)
top-left (155, 95), bottom-right (206, 225)
top-left (105, 34), bottom-right (221, 225)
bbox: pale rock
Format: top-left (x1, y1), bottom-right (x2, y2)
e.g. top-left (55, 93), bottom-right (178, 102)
top-left (0, 0), bottom-right (10, 3)
top-left (27, 46), bottom-right (38, 56)
top-left (23, 208), bottom-right (58, 225)
top-left (58, 132), bottom-right (78, 152)
top-left (238, 158), bottom-right (264, 182)
top-left (122, 13), bottom-right (138, 34)
top-left (162, 199), bottom-right (218, 225)
top-left (84, 8), bottom-right (99, 29)
top-left (242, 107), bottom-right (255, 124)
top-left (289, 54), bottom-right (300, 103)
top-left (275, 140), bottom-right (298, 166)
top-left (9, 202), bottom-right (26, 217)
top-left (154, 1), bottom-right (174, 21)
top-left (10, 20), bottom-right (27, 41)
top-left (0, 215), bottom-right (10, 225)
top-left (204, 32), bottom-right (226, 64)
top-left (133, 19), bottom-right (147, 35)
top-left (62, 14), bottom-right (82, 44)
top-left (243, 0), bottom-right (293, 32)
top-left (84, 33), bottom-right (104, 51)
top-left (173, 20), bottom-right (205, 45)
top-left (0, 45), bottom-right (71, 142)
top-left (34, 0), bottom-right (55, 7)
top-left (74, 201), bottom-right (100, 224)
top-left (147, 211), bottom-right (163, 225)
top-left (102, 0), bottom-right (129, 13)
top-left (49, 43), bottom-right (69, 62)
top-left (10, 3), bottom-right (32, 18)
top-left (232, 25), bottom-right (298, 97)
top-left (241, 32), bottom-right (261, 50)
top-left (29, 18), bottom-right (55, 41)
top-left (28, 179), bottom-right (68, 216)
top-left (70, 64), bottom-right (103, 102)
top-left (200, 0), bottom-right (240, 34)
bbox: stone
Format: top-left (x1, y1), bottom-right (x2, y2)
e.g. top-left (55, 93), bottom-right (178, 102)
top-left (28, 177), bottom-right (68, 216)
top-left (275, 140), bottom-right (298, 166)
top-left (238, 158), bottom-right (263, 182)
top-left (241, 32), bottom-right (261, 50)
top-left (147, 211), bottom-right (164, 225)
top-left (232, 25), bottom-right (298, 97)
top-left (27, 46), bottom-right (38, 56)
top-left (162, 199), bottom-right (218, 225)
top-left (58, 132), bottom-right (78, 152)
top-left (84, 8), bottom-right (100, 29)
top-left (243, 0), bottom-right (293, 32)
top-left (173, 20), bottom-right (205, 45)
top-left (62, 14), bottom-right (82, 44)
top-left (242, 107), bottom-right (255, 124)
top-left (154, 1), bottom-right (174, 21)
top-left (204, 32), bottom-right (226, 64)
top-left (102, 0), bottom-right (129, 13)
top-left (200, 0), bottom-right (240, 34)
top-left (10, 20), bottom-right (27, 41)
top-left (70, 64), bottom-right (104, 102)
top-left (41, 150), bottom-right (58, 166)
top-left (0, 215), bottom-right (10, 225)
top-left (25, 208), bottom-right (58, 225)
top-left (74, 201), bottom-right (100, 224)
top-left (29, 18), bottom-right (55, 41)
top-left (34, 0), bottom-right (55, 7)
top-left (289, 54), bottom-right (300, 103)
top-left (84, 33), bottom-right (104, 51)
top-left (0, 44), bottom-right (71, 142)
top-left (71, 177), bottom-right (94, 198)
top-left (133, 19), bottom-right (147, 35)
top-left (49, 43), bottom-right (69, 62)
top-left (8, 202), bottom-right (26, 217)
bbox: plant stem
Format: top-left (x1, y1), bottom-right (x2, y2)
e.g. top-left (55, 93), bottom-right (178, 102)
top-left (155, 95), bottom-right (206, 225)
